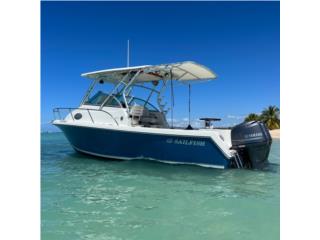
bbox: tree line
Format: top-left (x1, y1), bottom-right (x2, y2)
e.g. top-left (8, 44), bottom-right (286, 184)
top-left (244, 106), bottom-right (280, 130)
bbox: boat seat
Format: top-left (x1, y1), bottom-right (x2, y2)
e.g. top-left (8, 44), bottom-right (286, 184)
top-left (130, 106), bottom-right (167, 127)
top-left (130, 105), bottom-right (144, 116)
top-left (130, 105), bottom-right (145, 125)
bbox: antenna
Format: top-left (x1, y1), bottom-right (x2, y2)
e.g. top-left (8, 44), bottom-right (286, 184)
top-left (188, 84), bottom-right (191, 126)
top-left (170, 70), bottom-right (174, 128)
top-left (186, 84), bottom-right (193, 130)
top-left (127, 40), bottom-right (130, 67)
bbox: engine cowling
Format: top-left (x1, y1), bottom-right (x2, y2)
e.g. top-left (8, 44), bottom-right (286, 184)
top-left (231, 121), bottom-right (272, 169)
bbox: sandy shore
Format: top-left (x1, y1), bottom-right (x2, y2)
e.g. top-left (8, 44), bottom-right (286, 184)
top-left (269, 129), bottom-right (280, 139)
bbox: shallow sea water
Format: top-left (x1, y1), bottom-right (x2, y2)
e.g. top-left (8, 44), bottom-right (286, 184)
top-left (41, 132), bottom-right (279, 240)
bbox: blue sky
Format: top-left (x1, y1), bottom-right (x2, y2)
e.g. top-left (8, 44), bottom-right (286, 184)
top-left (41, 1), bottom-right (279, 131)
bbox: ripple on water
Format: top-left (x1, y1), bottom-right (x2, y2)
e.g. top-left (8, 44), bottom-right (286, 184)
top-left (41, 132), bottom-right (280, 240)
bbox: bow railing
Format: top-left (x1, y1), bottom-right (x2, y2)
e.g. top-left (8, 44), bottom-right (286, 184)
top-left (53, 107), bottom-right (119, 126)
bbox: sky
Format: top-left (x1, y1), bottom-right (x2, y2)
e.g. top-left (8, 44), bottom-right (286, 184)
top-left (41, 1), bottom-right (279, 131)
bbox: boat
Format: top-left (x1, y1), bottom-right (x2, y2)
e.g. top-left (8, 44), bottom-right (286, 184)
top-left (52, 61), bottom-right (272, 169)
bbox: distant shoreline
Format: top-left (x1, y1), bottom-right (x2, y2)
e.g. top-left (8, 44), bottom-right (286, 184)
top-left (270, 129), bottom-right (280, 139)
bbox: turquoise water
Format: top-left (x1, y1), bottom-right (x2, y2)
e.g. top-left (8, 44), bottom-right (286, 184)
top-left (41, 132), bottom-right (279, 240)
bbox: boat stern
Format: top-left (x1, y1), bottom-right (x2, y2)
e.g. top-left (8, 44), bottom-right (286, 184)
top-left (230, 121), bottom-right (272, 169)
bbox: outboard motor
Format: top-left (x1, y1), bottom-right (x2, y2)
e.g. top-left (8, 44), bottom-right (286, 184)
top-left (231, 121), bottom-right (272, 169)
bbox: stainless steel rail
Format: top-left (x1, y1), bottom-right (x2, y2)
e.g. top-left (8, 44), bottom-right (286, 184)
top-left (53, 107), bottom-right (119, 126)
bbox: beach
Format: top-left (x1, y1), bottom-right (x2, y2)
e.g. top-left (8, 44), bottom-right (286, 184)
top-left (270, 129), bottom-right (280, 139)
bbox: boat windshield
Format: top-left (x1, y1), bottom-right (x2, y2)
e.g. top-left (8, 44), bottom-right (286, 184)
top-left (85, 91), bottom-right (108, 105)
top-left (84, 91), bottom-right (159, 111)
top-left (128, 97), bottom-right (158, 111)
top-left (85, 91), bottom-right (123, 108)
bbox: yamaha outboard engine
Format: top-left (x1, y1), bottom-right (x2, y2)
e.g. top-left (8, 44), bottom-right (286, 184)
top-left (231, 121), bottom-right (272, 169)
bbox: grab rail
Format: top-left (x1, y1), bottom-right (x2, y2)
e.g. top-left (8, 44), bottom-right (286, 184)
top-left (53, 107), bottom-right (119, 126)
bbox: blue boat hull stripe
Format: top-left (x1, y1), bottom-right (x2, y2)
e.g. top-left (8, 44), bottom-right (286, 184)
top-left (56, 123), bottom-right (231, 168)
top-left (54, 123), bottom-right (232, 158)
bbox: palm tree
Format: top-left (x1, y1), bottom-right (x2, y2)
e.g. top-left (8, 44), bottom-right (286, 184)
top-left (260, 106), bottom-right (280, 130)
top-left (245, 113), bottom-right (260, 122)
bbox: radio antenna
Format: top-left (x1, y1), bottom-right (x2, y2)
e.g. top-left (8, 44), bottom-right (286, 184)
top-left (186, 83), bottom-right (193, 130)
top-left (188, 84), bottom-right (191, 126)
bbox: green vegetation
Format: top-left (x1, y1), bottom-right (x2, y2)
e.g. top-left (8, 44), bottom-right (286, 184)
top-left (244, 105), bottom-right (280, 130)
top-left (244, 113), bottom-right (260, 122)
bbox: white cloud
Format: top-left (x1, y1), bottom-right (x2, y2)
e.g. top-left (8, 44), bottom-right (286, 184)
top-left (167, 118), bottom-right (178, 123)
top-left (226, 115), bottom-right (245, 120)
